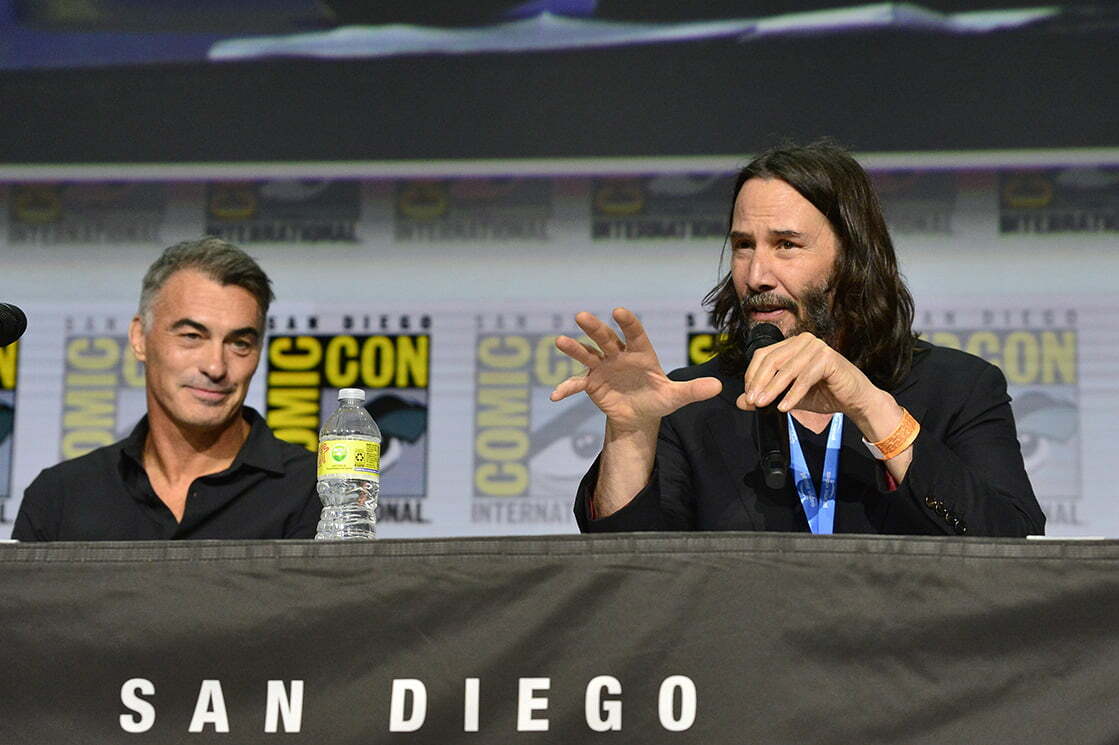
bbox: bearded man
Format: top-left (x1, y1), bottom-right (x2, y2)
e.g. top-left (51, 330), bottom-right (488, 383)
top-left (551, 142), bottom-right (1044, 536)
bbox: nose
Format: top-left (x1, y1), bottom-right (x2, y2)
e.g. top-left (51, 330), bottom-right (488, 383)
top-left (200, 340), bottom-right (228, 382)
top-left (745, 247), bottom-right (777, 295)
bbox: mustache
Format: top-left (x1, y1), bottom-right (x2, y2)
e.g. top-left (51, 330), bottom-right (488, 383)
top-left (741, 292), bottom-right (798, 314)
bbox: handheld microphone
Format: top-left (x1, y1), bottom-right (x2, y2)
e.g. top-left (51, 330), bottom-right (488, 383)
top-left (0, 303), bottom-right (27, 347)
top-left (745, 323), bottom-right (787, 490)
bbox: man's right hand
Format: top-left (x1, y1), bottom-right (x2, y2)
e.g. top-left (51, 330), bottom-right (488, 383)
top-left (550, 308), bottom-right (722, 518)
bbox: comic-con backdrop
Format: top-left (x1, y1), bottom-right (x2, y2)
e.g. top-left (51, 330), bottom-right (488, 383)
top-left (1, 159), bottom-right (1117, 537)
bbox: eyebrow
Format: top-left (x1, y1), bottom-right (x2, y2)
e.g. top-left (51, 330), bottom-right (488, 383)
top-left (730, 229), bottom-right (806, 240)
top-left (169, 318), bottom-right (208, 334)
top-left (169, 318), bottom-right (261, 340)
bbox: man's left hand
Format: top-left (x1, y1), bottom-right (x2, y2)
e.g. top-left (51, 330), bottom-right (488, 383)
top-left (736, 332), bottom-right (901, 443)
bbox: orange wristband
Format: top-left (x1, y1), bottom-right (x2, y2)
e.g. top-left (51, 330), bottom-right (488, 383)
top-left (862, 407), bottom-right (920, 461)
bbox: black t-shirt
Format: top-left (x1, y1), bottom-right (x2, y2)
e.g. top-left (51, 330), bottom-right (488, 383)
top-left (13, 407), bottom-right (320, 541)
top-left (790, 416), bottom-right (829, 493)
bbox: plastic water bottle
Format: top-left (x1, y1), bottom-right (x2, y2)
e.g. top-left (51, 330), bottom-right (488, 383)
top-left (315, 388), bottom-right (381, 540)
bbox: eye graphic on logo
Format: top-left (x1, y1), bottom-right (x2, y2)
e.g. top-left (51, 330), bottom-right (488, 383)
top-left (528, 398), bottom-right (604, 495)
top-left (364, 394), bottom-right (428, 473)
top-left (1012, 390), bottom-right (1078, 473)
top-left (571, 431), bottom-right (600, 460)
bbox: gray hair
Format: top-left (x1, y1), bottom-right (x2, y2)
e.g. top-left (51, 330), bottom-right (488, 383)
top-left (138, 238), bottom-right (274, 329)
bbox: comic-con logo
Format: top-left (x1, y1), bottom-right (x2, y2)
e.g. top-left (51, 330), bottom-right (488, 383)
top-left (8, 183), bottom-right (165, 245)
top-left (592, 175), bottom-right (732, 240)
top-left (1000, 168), bottom-right (1119, 233)
top-left (0, 341), bottom-right (18, 522)
top-left (923, 323), bottom-right (1080, 523)
top-left (266, 327), bottom-right (430, 515)
top-left (869, 170), bottom-right (957, 235)
top-left (207, 180), bottom-right (359, 243)
top-left (472, 325), bottom-right (598, 527)
top-left (684, 311), bottom-right (726, 366)
top-left (59, 326), bottom-right (147, 459)
top-left (394, 178), bottom-right (551, 241)
top-left (686, 333), bottom-right (724, 366)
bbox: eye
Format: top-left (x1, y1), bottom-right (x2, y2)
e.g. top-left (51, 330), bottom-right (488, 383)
top-left (572, 432), bottom-right (600, 459)
top-left (777, 239), bottom-right (798, 250)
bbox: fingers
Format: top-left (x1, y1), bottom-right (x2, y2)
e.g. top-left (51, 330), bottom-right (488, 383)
top-left (612, 307), bottom-right (653, 354)
top-left (554, 334), bottom-right (601, 369)
top-left (743, 335), bottom-right (800, 405)
top-left (549, 374), bottom-right (589, 402)
top-left (575, 311), bottom-right (625, 356)
top-left (743, 334), bottom-right (825, 410)
top-left (675, 376), bottom-right (722, 406)
top-left (774, 352), bottom-right (829, 412)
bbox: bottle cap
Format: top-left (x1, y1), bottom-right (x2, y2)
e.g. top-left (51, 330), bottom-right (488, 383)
top-left (338, 387), bottom-right (366, 401)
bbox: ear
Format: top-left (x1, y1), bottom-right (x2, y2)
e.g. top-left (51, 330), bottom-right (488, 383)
top-left (128, 315), bottom-right (147, 363)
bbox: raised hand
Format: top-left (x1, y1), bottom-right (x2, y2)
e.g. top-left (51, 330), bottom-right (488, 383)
top-left (552, 308), bottom-right (723, 517)
top-left (551, 308), bottom-right (722, 433)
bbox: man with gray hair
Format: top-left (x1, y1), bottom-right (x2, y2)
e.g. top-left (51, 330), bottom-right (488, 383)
top-left (14, 238), bottom-right (320, 540)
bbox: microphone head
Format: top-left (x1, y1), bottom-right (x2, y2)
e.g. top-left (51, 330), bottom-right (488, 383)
top-left (744, 322), bottom-right (784, 362)
top-left (0, 303), bottom-right (28, 347)
top-left (748, 323), bottom-right (784, 345)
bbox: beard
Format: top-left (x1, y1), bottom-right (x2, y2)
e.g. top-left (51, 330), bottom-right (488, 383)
top-left (741, 284), bottom-right (837, 345)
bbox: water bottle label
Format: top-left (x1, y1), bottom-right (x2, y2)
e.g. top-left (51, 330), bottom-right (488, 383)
top-left (317, 440), bottom-right (381, 480)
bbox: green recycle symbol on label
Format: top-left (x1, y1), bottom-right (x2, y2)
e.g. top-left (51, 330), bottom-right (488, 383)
top-left (331, 445), bottom-right (347, 462)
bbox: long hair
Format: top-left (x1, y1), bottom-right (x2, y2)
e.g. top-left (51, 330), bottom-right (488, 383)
top-left (703, 142), bottom-right (917, 390)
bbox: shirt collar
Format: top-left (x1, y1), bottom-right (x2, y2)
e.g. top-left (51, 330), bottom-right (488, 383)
top-left (120, 415), bottom-right (150, 468)
top-left (119, 406), bottom-right (286, 477)
top-left (235, 407), bottom-right (286, 476)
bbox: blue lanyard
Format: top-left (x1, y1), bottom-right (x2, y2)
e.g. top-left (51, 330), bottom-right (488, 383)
top-left (787, 413), bottom-right (844, 535)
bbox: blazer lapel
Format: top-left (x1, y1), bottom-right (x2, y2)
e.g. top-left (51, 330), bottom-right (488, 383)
top-left (703, 371), bottom-right (767, 531)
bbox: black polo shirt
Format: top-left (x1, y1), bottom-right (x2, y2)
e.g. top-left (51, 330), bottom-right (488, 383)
top-left (13, 407), bottom-right (320, 541)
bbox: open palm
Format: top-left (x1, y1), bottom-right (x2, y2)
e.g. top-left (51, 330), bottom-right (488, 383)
top-left (551, 308), bottom-right (721, 432)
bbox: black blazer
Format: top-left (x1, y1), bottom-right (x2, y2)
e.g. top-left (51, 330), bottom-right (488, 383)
top-left (575, 341), bottom-right (1045, 537)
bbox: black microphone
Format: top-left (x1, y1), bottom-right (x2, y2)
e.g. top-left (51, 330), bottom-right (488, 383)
top-left (745, 323), bottom-right (787, 490)
top-left (0, 303), bottom-right (28, 347)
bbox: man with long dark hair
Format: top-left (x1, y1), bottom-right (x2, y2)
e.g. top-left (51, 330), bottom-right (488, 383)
top-left (551, 142), bottom-right (1044, 536)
